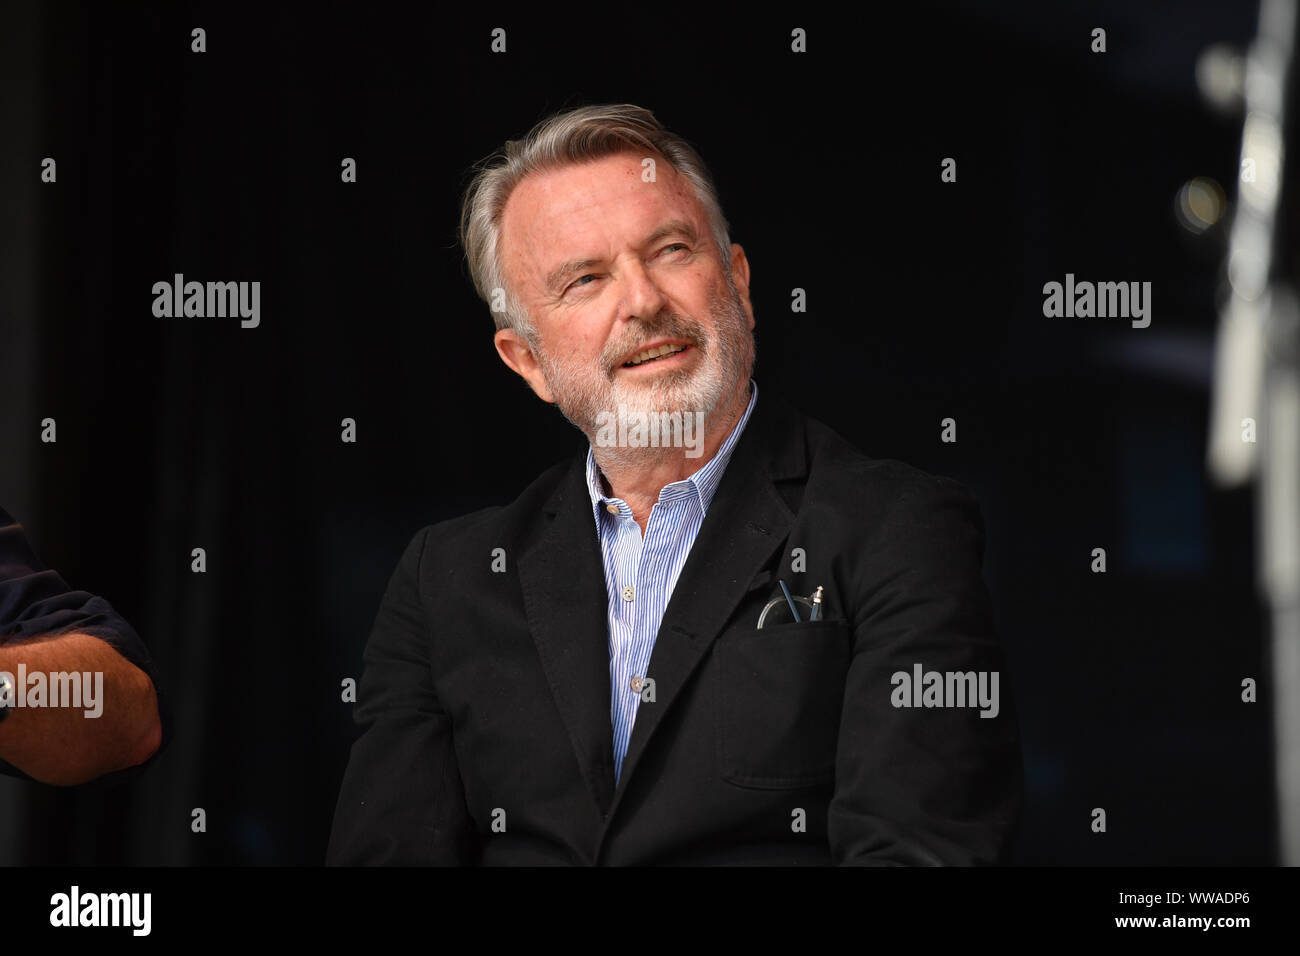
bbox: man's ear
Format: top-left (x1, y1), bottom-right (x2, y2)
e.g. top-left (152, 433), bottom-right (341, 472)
top-left (729, 243), bottom-right (755, 331)
top-left (494, 327), bottom-right (556, 404)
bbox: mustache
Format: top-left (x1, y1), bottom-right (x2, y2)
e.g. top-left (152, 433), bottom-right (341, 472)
top-left (601, 313), bottom-right (706, 375)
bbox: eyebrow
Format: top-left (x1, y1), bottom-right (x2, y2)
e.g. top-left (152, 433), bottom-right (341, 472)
top-left (543, 218), bottom-right (700, 295)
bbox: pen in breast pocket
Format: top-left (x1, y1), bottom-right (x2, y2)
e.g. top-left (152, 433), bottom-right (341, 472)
top-left (778, 579), bottom-right (801, 623)
top-left (809, 585), bottom-right (824, 622)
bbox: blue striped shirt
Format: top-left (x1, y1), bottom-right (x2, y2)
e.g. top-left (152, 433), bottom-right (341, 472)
top-left (585, 380), bottom-right (759, 785)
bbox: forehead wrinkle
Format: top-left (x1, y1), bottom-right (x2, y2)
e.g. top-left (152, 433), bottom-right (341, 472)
top-left (505, 156), bottom-right (705, 301)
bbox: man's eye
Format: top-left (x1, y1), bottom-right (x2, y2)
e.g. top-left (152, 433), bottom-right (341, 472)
top-left (564, 249), bottom-right (684, 294)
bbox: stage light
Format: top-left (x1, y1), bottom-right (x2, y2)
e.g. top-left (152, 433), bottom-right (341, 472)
top-left (1175, 176), bottom-right (1226, 234)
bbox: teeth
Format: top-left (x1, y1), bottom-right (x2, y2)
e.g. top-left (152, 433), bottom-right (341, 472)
top-left (626, 343), bottom-right (686, 366)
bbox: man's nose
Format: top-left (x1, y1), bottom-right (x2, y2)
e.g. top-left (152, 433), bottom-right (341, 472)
top-left (618, 258), bottom-right (669, 323)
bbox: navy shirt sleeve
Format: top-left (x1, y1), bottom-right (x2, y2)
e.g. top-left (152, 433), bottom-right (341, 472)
top-left (0, 505), bottom-right (170, 785)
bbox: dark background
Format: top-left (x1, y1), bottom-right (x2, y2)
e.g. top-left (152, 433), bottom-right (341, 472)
top-left (0, 0), bottom-right (1276, 864)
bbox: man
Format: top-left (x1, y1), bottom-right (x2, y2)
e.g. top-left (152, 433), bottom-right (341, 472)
top-left (328, 103), bottom-right (1022, 865)
top-left (0, 506), bottom-right (166, 786)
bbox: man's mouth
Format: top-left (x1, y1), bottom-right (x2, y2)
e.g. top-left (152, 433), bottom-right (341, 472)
top-left (621, 342), bottom-right (692, 369)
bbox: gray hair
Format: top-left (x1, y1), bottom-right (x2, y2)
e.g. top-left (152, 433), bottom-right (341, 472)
top-left (458, 103), bottom-right (733, 342)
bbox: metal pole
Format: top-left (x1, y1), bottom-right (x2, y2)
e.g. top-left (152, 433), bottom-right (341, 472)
top-left (1208, 0), bottom-right (1300, 865)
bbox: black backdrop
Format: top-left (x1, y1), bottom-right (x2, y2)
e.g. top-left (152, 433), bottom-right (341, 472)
top-left (0, 0), bottom-right (1273, 864)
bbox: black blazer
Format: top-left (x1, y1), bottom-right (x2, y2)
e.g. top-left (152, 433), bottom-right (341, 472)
top-left (327, 389), bottom-right (1023, 865)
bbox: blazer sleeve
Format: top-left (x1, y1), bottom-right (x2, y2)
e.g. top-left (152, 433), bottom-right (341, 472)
top-left (828, 475), bottom-right (1024, 865)
top-left (326, 526), bottom-right (475, 865)
top-left (0, 506), bottom-right (170, 785)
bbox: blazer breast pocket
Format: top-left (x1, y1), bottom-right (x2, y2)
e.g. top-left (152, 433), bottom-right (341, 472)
top-left (714, 619), bottom-right (851, 789)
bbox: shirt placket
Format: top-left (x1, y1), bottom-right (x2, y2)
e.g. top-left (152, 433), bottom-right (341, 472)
top-left (607, 504), bottom-right (642, 781)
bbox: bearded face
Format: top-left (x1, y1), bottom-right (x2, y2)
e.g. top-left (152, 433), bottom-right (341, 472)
top-left (493, 152), bottom-right (757, 453)
top-left (534, 269), bottom-right (755, 444)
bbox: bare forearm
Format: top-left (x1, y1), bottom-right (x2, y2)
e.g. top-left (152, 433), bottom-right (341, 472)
top-left (0, 632), bottom-right (162, 785)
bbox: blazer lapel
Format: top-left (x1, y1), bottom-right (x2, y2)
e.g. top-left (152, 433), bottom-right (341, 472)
top-left (517, 458), bottom-right (618, 817)
top-left (608, 392), bottom-right (809, 812)
top-left (516, 392), bottom-right (810, 824)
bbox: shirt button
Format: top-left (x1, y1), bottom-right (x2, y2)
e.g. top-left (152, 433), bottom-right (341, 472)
top-left (621, 585), bottom-right (635, 602)
top-left (630, 676), bottom-right (644, 693)
top-left (605, 503), bottom-right (619, 514)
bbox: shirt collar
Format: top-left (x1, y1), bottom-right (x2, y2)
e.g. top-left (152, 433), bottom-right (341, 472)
top-left (585, 379), bottom-right (759, 519)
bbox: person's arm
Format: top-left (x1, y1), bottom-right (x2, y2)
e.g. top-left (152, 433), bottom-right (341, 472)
top-left (0, 506), bottom-right (168, 786)
top-left (327, 526), bottom-right (476, 865)
top-left (0, 631), bottom-right (161, 785)
top-left (829, 474), bottom-right (1024, 865)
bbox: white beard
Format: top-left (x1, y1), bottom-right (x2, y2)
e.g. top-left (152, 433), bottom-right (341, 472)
top-left (535, 271), bottom-right (755, 464)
